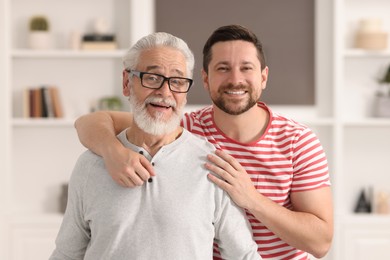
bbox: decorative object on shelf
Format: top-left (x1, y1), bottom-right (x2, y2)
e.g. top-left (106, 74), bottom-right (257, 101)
top-left (93, 17), bottom-right (110, 35)
top-left (354, 187), bottom-right (372, 213)
top-left (98, 96), bottom-right (123, 111)
top-left (28, 15), bottom-right (53, 49)
top-left (69, 30), bottom-right (81, 50)
top-left (373, 64), bottom-right (390, 117)
top-left (355, 18), bottom-right (388, 50)
top-left (374, 190), bottom-right (390, 214)
top-left (81, 33), bottom-right (117, 50)
top-left (81, 17), bottom-right (117, 50)
top-left (59, 183), bottom-right (68, 214)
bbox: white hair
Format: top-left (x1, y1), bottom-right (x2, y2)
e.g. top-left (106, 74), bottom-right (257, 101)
top-left (123, 32), bottom-right (195, 78)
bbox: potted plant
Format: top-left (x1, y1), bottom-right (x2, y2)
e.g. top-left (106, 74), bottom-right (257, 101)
top-left (29, 16), bottom-right (52, 49)
top-left (98, 96), bottom-right (123, 111)
top-left (374, 63), bottom-right (390, 117)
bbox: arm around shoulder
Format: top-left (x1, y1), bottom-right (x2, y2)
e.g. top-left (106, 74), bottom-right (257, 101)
top-left (74, 110), bottom-right (132, 157)
top-left (74, 110), bottom-right (155, 187)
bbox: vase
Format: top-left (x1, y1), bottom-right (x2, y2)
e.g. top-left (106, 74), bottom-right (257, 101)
top-left (59, 183), bottom-right (68, 214)
top-left (374, 96), bottom-right (390, 117)
top-left (29, 31), bottom-right (53, 49)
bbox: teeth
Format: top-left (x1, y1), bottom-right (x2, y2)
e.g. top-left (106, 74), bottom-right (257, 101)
top-left (151, 103), bottom-right (171, 108)
top-left (226, 91), bottom-right (245, 95)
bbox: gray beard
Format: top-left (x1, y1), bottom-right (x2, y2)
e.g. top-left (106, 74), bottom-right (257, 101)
top-left (129, 94), bottom-right (185, 136)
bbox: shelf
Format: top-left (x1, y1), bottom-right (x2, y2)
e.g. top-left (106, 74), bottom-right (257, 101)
top-left (342, 118), bottom-right (390, 126)
top-left (12, 118), bottom-right (75, 127)
top-left (270, 105), bottom-right (334, 126)
top-left (300, 118), bottom-right (335, 126)
top-left (8, 213), bottom-right (64, 224)
top-left (12, 49), bottom-right (127, 58)
top-left (11, 106), bottom-right (207, 127)
top-left (342, 213), bottom-right (390, 224)
top-left (344, 49), bottom-right (390, 58)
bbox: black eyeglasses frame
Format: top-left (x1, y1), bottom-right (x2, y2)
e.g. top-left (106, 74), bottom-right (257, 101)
top-left (126, 69), bottom-right (193, 93)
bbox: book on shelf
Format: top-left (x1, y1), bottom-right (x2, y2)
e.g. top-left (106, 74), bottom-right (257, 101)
top-left (50, 87), bottom-right (64, 118)
top-left (81, 33), bottom-right (118, 50)
top-left (31, 88), bottom-right (42, 118)
top-left (82, 34), bottom-right (115, 42)
top-left (42, 87), bottom-right (55, 117)
top-left (23, 86), bottom-right (64, 119)
top-left (81, 41), bottom-right (117, 50)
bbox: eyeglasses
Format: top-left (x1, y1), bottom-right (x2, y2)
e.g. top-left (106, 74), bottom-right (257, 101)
top-left (126, 69), bottom-right (193, 93)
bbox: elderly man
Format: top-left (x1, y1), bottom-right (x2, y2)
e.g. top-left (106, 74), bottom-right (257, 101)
top-left (49, 32), bottom-right (260, 260)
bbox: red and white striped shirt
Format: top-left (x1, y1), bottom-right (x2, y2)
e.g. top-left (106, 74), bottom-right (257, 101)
top-left (182, 102), bottom-right (331, 260)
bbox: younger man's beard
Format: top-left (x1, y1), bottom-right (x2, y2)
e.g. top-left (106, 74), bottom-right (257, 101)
top-left (210, 83), bottom-right (258, 115)
top-left (128, 93), bottom-right (186, 136)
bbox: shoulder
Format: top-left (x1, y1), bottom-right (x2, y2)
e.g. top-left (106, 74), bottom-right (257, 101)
top-left (260, 103), bottom-right (323, 152)
top-left (181, 129), bottom-right (216, 153)
top-left (263, 103), bottom-right (307, 130)
top-left (272, 113), bottom-right (310, 136)
top-left (70, 150), bottom-right (105, 187)
top-left (182, 105), bottom-right (213, 130)
top-left (263, 103), bottom-right (312, 137)
top-left (74, 150), bottom-right (104, 171)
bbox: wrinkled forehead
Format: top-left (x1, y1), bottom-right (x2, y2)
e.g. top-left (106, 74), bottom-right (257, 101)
top-left (137, 47), bottom-right (188, 76)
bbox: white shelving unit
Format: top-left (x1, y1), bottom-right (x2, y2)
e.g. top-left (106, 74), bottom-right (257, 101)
top-left (1, 0), bottom-right (390, 259)
top-left (332, 0), bottom-right (390, 259)
top-left (0, 0), bottom-right (154, 259)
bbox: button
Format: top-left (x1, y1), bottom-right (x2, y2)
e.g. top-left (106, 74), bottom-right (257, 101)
top-left (148, 178), bottom-right (153, 183)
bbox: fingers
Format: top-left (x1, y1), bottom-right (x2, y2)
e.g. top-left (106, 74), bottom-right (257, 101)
top-left (107, 153), bottom-right (156, 188)
top-left (125, 170), bottom-right (146, 187)
top-left (139, 156), bottom-right (156, 177)
top-left (103, 142), bottom-right (158, 188)
top-left (205, 159), bottom-right (235, 184)
top-left (214, 149), bottom-right (242, 171)
top-left (120, 157), bottom-right (155, 187)
top-left (129, 156), bottom-right (155, 184)
top-left (205, 149), bottom-right (244, 185)
top-left (206, 150), bottom-right (237, 177)
top-left (117, 171), bottom-right (149, 188)
top-left (118, 176), bottom-right (138, 188)
top-left (207, 173), bottom-right (231, 191)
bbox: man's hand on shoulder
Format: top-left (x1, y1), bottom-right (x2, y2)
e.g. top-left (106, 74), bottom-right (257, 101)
top-left (103, 144), bottom-right (155, 187)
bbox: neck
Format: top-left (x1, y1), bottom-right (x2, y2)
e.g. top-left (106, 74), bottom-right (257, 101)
top-left (213, 103), bottom-right (269, 143)
top-left (126, 125), bottom-right (183, 156)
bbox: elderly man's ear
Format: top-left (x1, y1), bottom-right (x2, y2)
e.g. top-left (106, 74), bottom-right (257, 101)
top-left (123, 70), bottom-right (130, 97)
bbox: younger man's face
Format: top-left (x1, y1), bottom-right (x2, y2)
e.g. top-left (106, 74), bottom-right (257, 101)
top-left (202, 40), bottom-right (268, 115)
